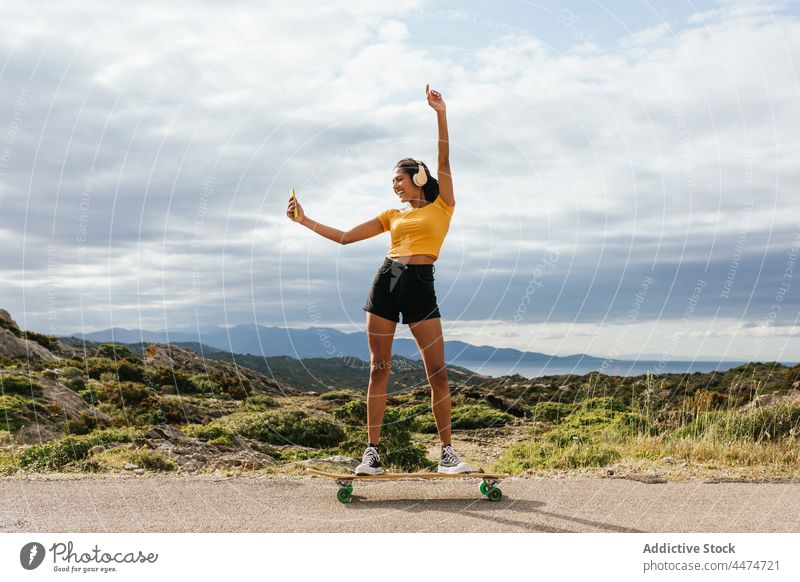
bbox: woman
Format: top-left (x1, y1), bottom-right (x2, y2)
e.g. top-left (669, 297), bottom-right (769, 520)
top-left (286, 84), bottom-right (473, 476)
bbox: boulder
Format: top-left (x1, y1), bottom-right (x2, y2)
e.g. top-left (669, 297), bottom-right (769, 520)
top-left (146, 425), bottom-right (187, 443)
top-left (0, 328), bottom-right (58, 361)
top-left (0, 309), bottom-right (19, 330)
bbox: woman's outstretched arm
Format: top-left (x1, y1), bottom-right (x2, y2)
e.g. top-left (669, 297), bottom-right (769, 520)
top-left (287, 193), bottom-right (383, 244)
top-left (426, 84), bottom-right (455, 206)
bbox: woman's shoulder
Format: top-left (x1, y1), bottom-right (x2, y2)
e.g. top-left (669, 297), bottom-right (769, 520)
top-left (432, 195), bottom-right (455, 212)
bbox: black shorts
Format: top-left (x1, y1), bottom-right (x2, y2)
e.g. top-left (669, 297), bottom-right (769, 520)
top-left (362, 257), bottom-right (441, 324)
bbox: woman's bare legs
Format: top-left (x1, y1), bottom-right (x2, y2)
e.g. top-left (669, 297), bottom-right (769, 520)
top-left (365, 312), bottom-right (397, 444)
top-left (408, 316), bottom-right (451, 444)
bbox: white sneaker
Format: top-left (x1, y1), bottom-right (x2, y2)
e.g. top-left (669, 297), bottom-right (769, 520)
top-left (437, 444), bottom-right (474, 474)
top-left (354, 445), bottom-right (384, 476)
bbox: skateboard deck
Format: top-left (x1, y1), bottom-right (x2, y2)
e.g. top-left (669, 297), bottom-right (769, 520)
top-left (307, 468), bottom-right (509, 503)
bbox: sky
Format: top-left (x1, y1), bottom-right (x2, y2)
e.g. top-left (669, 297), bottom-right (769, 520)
top-left (0, 0), bottom-right (798, 361)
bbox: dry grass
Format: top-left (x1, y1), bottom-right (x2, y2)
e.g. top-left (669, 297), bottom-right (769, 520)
top-left (81, 444), bottom-right (177, 472)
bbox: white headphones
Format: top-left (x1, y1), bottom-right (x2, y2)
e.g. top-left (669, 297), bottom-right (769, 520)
top-left (412, 160), bottom-right (428, 187)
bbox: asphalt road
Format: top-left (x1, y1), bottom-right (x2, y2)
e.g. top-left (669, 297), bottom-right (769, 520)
top-left (2, 474), bottom-right (798, 533)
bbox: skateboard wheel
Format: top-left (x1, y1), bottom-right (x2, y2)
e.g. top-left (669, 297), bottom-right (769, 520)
top-left (479, 482), bottom-right (489, 495)
top-left (487, 488), bottom-right (502, 502)
top-left (337, 487), bottom-right (352, 504)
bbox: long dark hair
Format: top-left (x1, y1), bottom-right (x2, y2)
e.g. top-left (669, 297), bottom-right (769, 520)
top-left (394, 158), bottom-right (440, 203)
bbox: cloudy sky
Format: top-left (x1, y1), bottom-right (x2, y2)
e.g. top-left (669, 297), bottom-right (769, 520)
top-left (1, 0), bottom-right (798, 361)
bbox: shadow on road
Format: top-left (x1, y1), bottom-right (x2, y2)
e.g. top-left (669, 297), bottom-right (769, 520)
top-left (343, 495), bottom-right (644, 533)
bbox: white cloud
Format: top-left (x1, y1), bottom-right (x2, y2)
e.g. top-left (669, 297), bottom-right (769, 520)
top-left (0, 0), bottom-right (798, 360)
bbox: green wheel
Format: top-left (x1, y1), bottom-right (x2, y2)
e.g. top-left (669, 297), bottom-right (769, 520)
top-left (480, 482), bottom-right (489, 495)
top-left (337, 487), bottom-right (352, 504)
top-left (487, 487), bottom-right (503, 502)
top-left (346, 483), bottom-right (354, 493)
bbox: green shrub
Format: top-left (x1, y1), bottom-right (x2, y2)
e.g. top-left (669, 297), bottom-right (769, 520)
top-left (0, 394), bottom-right (34, 432)
top-left (673, 410), bottom-right (725, 439)
top-left (79, 381), bottom-right (162, 426)
top-left (0, 375), bottom-right (44, 397)
top-left (320, 390), bottom-right (362, 403)
top-left (398, 402), bottom-right (431, 417)
top-left (149, 367), bottom-right (200, 395)
top-left (78, 379), bottom-right (101, 405)
top-left (81, 445), bottom-right (177, 473)
top-left (16, 428), bottom-right (145, 471)
top-left (0, 448), bottom-right (18, 474)
top-left (495, 398), bottom-right (645, 472)
top-left (681, 390), bottom-right (730, 413)
top-left (85, 358), bottom-right (121, 380)
top-left (387, 393), bottom-right (415, 405)
top-left (271, 448), bottom-right (326, 462)
top-left (64, 411), bottom-right (109, 435)
top-left (84, 358), bottom-right (146, 384)
top-left (128, 448), bottom-right (176, 471)
top-left (714, 403), bottom-right (800, 442)
top-left (61, 366), bottom-right (86, 380)
top-left (497, 439), bottom-right (621, 473)
top-left (99, 372), bottom-right (118, 384)
top-left (59, 363), bottom-right (88, 392)
top-left (94, 381), bottom-right (158, 409)
top-left (187, 374), bottom-right (219, 396)
top-left (241, 395), bottom-right (280, 411)
top-left (577, 396), bottom-right (629, 413)
top-left (182, 423), bottom-right (233, 441)
top-left (63, 376), bottom-right (86, 392)
top-left (546, 400), bottom-right (652, 444)
top-left (95, 343), bottom-right (138, 360)
top-left (152, 395), bottom-right (190, 423)
top-left (412, 413), bottom-right (437, 433)
top-left (207, 370), bottom-right (249, 400)
top-left (415, 404), bottom-right (515, 433)
top-left (176, 371), bottom-right (250, 400)
top-left (193, 409), bottom-right (344, 448)
top-left (21, 331), bottom-right (59, 351)
top-left (530, 401), bottom-right (576, 423)
top-left (208, 434), bottom-right (235, 447)
top-left (0, 318), bottom-right (22, 337)
top-left (334, 400), bottom-right (431, 470)
top-left (456, 404), bottom-right (515, 428)
top-left (115, 360), bottom-right (147, 383)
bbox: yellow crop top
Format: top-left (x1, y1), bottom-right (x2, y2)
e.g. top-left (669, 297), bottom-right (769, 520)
top-left (375, 195), bottom-right (455, 260)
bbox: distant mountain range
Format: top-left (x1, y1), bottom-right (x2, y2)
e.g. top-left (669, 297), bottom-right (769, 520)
top-left (67, 324), bottom-right (610, 365)
top-left (65, 323), bottom-right (753, 367)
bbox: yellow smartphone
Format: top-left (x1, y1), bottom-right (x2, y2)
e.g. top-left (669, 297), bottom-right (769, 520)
top-left (290, 186), bottom-right (298, 220)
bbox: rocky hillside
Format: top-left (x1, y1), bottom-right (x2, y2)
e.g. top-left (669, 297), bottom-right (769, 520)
top-left (2, 308), bottom-right (799, 480)
top-left (0, 310), bottom-right (299, 445)
top-left (122, 341), bottom-right (491, 393)
top-left (142, 342), bottom-right (296, 397)
top-left (478, 364), bottom-right (800, 415)
top-left (0, 309), bottom-right (82, 360)
top-left (0, 309), bottom-right (534, 475)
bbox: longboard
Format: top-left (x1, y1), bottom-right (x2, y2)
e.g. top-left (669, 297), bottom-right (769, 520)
top-left (306, 468), bottom-right (509, 503)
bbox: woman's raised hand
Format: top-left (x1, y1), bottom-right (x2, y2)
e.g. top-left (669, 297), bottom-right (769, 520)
top-left (426, 83), bottom-right (446, 111)
top-left (286, 191), bottom-right (305, 223)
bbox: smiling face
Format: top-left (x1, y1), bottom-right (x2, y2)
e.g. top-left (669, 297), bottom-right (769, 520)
top-left (392, 167), bottom-right (422, 203)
